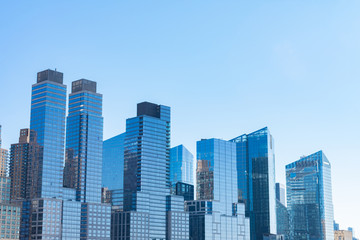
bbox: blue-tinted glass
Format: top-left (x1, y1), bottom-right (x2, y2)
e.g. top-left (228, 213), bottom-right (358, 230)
top-left (230, 127), bottom-right (277, 240)
top-left (286, 151), bottom-right (334, 240)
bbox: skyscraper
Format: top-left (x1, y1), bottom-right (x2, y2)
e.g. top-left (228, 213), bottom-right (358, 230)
top-left (123, 102), bottom-right (171, 239)
top-left (63, 79), bottom-right (110, 239)
top-left (9, 129), bottom-right (31, 200)
top-left (276, 199), bottom-right (289, 240)
top-left (20, 70), bottom-right (110, 240)
top-left (286, 151), bottom-right (334, 240)
top-left (230, 127), bottom-right (277, 240)
top-left (111, 102), bottom-right (188, 240)
top-left (102, 133), bottom-right (125, 191)
top-left (170, 144), bottom-right (194, 186)
top-left (64, 79), bottom-right (103, 203)
top-left (29, 69), bottom-right (66, 199)
top-left (185, 138), bottom-right (250, 240)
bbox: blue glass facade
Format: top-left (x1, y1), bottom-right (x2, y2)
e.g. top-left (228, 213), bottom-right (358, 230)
top-left (276, 183), bottom-right (286, 206)
top-left (170, 144), bottom-right (194, 186)
top-left (64, 79), bottom-right (103, 203)
top-left (186, 138), bottom-right (250, 240)
top-left (230, 127), bottom-right (277, 240)
top-left (21, 71), bottom-right (111, 240)
top-left (29, 69), bottom-right (66, 199)
top-left (102, 133), bottom-right (125, 191)
top-left (123, 102), bottom-right (171, 240)
top-left (276, 200), bottom-right (290, 240)
top-left (286, 151), bottom-right (334, 240)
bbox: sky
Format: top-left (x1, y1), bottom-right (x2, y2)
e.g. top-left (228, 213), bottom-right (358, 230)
top-left (0, 0), bottom-right (359, 234)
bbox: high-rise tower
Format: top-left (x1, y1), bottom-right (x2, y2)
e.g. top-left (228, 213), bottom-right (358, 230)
top-left (230, 127), bottom-right (277, 240)
top-left (286, 151), bottom-right (334, 240)
top-left (9, 129), bottom-right (31, 200)
top-left (63, 79), bottom-right (103, 203)
top-left (29, 69), bottom-right (66, 199)
top-left (185, 138), bottom-right (250, 240)
top-left (170, 144), bottom-right (194, 186)
top-left (123, 102), bottom-right (170, 239)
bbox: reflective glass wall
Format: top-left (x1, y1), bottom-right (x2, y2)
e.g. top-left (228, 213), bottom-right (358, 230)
top-left (286, 151), bottom-right (334, 240)
top-left (64, 79), bottom-right (103, 203)
top-left (170, 144), bottom-right (194, 185)
top-left (123, 102), bottom-right (171, 240)
top-left (29, 69), bottom-right (66, 199)
top-left (102, 133), bottom-right (125, 191)
top-left (230, 127), bottom-right (277, 240)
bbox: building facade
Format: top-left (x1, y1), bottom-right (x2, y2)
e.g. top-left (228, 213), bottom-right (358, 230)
top-left (276, 183), bottom-right (286, 206)
top-left (174, 182), bottom-right (194, 201)
top-left (286, 151), bottom-right (334, 240)
top-left (0, 126), bottom-right (21, 240)
top-left (19, 70), bottom-right (110, 240)
top-left (29, 69), bottom-right (66, 199)
top-left (186, 138), bottom-right (250, 240)
top-left (9, 129), bottom-right (31, 200)
top-left (111, 102), bottom-right (188, 240)
top-left (64, 79), bottom-right (103, 203)
top-left (276, 200), bottom-right (289, 240)
top-left (170, 144), bottom-right (194, 186)
top-left (0, 125), bottom-right (9, 178)
top-left (102, 133), bottom-right (125, 191)
top-left (230, 127), bottom-right (277, 240)
top-left (334, 230), bottom-right (353, 240)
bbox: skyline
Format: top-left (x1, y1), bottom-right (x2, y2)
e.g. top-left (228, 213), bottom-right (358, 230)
top-left (1, 0), bottom-right (359, 235)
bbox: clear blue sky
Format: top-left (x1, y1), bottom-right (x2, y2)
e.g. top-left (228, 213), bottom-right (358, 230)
top-left (1, 0), bottom-right (359, 233)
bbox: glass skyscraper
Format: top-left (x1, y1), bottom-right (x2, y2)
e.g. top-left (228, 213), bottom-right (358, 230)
top-left (230, 127), bottom-right (277, 240)
top-left (29, 69), bottom-right (66, 199)
top-left (20, 70), bottom-right (111, 240)
top-left (185, 138), bottom-right (250, 240)
top-left (122, 102), bottom-right (171, 239)
top-left (64, 79), bottom-right (103, 203)
top-left (286, 151), bottom-right (334, 240)
top-left (102, 133), bottom-right (125, 191)
top-left (170, 144), bottom-right (194, 186)
top-left (111, 102), bottom-right (189, 240)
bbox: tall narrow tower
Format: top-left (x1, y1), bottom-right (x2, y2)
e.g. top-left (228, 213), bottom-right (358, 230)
top-left (123, 102), bottom-right (171, 239)
top-left (286, 151), bottom-right (334, 240)
top-left (64, 79), bottom-right (103, 203)
top-left (29, 69), bottom-right (66, 199)
top-left (230, 127), bottom-right (277, 240)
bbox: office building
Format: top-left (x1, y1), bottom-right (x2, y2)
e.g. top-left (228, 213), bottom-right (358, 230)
top-left (286, 151), bottom-right (334, 240)
top-left (334, 221), bottom-right (340, 231)
top-left (335, 230), bottom-right (353, 240)
top-left (174, 182), bottom-right (194, 201)
top-left (276, 183), bottom-right (286, 206)
top-left (230, 127), bottom-right (277, 240)
top-left (170, 144), bottom-right (194, 186)
top-left (63, 79), bottom-right (110, 239)
top-left (276, 200), bottom-right (289, 240)
top-left (19, 70), bottom-right (110, 240)
top-left (112, 102), bottom-right (188, 240)
top-left (102, 133), bottom-right (125, 191)
top-left (9, 129), bottom-right (31, 200)
top-left (0, 176), bottom-right (21, 240)
top-left (0, 126), bottom-right (9, 177)
top-left (185, 138), bottom-right (250, 240)
top-left (28, 69), bottom-right (66, 199)
top-left (64, 79), bottom-right (103, 203)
